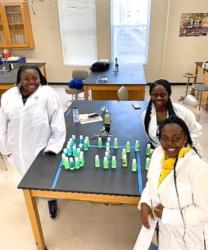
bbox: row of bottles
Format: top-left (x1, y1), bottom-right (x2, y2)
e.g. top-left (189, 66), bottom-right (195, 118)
top-left (62, 134), bottom-right (153, 172)
top-left (94, 153), bottom-right (137, 172)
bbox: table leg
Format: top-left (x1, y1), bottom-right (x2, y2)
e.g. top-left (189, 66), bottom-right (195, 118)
top-left (199, 91), bottom-right (202, 110)
top-left (23, 190), bottom-right (46, 250)
top-left (84, 86), bottom-right (89, 100)
top-left (191, 64), bottom-right (199, 95)
top-left (185, 78), bottom-right (190, 97)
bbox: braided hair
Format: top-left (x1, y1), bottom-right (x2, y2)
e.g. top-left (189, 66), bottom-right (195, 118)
top-left (144, 79), bottom-right (175, 145)
top-left (16, 65), bottom-right (47, 86)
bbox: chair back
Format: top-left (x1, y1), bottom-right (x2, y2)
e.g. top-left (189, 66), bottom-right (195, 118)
top-left (182, 104), bottom-right (200, 121)
top-left (183, 94), bottom-right (198, 107)
top-left (117, 86), bottom-right (128, 100)
top-left (72, 70), bottom-right (88, 80)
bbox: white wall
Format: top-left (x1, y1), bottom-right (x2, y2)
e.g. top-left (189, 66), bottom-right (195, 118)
top-left (163, 0), bottom-right (208, 82)
top-left (6, 0), bottom-right (208, 83)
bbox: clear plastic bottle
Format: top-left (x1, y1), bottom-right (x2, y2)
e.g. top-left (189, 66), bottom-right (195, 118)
top-left (115, 57), bottom-right (119, 72)
top-left (73, 106), bottom-right (80, 123)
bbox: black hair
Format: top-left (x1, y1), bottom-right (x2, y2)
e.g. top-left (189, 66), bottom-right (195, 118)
top-left (158, 115), bottom-right (201, 249)
top-left (144, 79), bottom-right (175, 146)
top-left (16, 65), bottom-right (47, 86)
top-left (157, 115), bottom-right (193, 147)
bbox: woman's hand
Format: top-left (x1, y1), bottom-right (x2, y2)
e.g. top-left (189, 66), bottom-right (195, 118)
top-left (141, 203), bottom-right (153, 229)
top-left (154, 203), bottom-right (164, 219)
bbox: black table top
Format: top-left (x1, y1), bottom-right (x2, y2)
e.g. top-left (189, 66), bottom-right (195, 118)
top-left (84, 64), bottom-right (147, 86)
top-left (0, 63), bottom-right (46, 84)
top-left (18, 100), bottom-right (148, 197)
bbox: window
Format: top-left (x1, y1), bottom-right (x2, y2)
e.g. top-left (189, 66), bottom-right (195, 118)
top-left (58, 0), bottom-right (97, 66)
top-left (111, 0), bottom-right (151, 65)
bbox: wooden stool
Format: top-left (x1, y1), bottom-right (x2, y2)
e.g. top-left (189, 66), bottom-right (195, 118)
top-left (179, 73), bottom-right (196, 101)
top-left (192, 83), bottom-right (208, 110)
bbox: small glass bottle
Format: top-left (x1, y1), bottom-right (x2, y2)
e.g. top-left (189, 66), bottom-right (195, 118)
top-left (122, 153), bottom-right (128, 167)
top-left (115, 57), bottom-right (119, 72)
top-left (72, 135), bottom-right (76, 145)
top-left (113, 137), bottom-right (118, 149)
top-left (85, 136), bottom-right (90, 146)
top-left (66, 145), bottom-right (72, 156)
top-left (79, 135), bottom-right (84, 144)
top-left (145, 157), bottom-right (150, 170)
top-left (103, 156), bottom-right (109, 169)
top-left (83, 138), bottom-right (89, 151)
top-left (103, 109), bottom-right (111, 133)
top-left (73, 106), bottom-right (80, 123)
top-left (98, 137), bottom-right (102, 148)
top-left (146, 143), bottom-right (151, 156)
top-left (69, 157), bottom-right (74, 170)
top-left (111, 156), bottom-right (117, 169)
top-left (126, 141), bottom-right (131, 153)
top-left (72, 145), bottom-right (77, 156)
top-left (79, 151), bottom-right (84, 167)
top-left (131, 158), bottom-right (137, 172)
top-left (134, 140), bottom-right (140, 152)
top-left (74, 156), bottom-right (80, 170)
top-left (95, 155), bottom-right (100, 168)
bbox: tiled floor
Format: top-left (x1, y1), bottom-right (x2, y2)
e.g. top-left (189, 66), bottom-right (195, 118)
top-left (0, 85), bottom-right (207, 250)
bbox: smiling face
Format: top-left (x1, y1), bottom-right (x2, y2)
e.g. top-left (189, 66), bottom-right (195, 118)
top-left (20, 69), bottom-right (40, 96)
top-left (151, 85), bottom-right (169, 110)
top-left (160, 123), bottom-right (186, 158)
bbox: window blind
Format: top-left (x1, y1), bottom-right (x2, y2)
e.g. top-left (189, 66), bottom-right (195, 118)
top-left (58, 0), bottom-right (97, 66)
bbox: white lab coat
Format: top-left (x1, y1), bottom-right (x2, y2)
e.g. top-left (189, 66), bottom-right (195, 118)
top-left (142, 103), bottom-right (202, 150)
top-left (0, 85), bottom-right (66, 176)
top-left (139, 146), bottom-right (208, 250)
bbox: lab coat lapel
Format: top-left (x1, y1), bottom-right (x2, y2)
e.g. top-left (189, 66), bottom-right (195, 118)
top-left (24, 86), bottom-right (41, 110)
top-left (150, 149), bottom-right (164, 202)
top-left (157, 151), bottom-right (191, 191)
top-left (151, 105), bottom-right (157, 131)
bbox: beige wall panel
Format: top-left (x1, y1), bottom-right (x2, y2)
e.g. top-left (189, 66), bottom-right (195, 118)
top-left (162, 0), bottom-right (208, 82)
top-left (3, 0), bottom-right (208, 83)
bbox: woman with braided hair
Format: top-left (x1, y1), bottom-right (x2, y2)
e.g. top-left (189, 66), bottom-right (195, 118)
top-left (134, 115), bottom-right (208, 250)
top-left (142, 79), bottom-right (202, 153)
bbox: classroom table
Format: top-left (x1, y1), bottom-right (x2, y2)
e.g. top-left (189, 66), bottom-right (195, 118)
top-left (0, 63), bottom-right (47, 95)
top-left (18, 100), bottom-right (149, 250)
top-left (84, 64), bottom-right (147, 100)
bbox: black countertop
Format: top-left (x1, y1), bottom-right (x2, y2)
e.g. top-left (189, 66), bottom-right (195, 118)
top-left (18, 100), bottom-right (148, 197)
top-left (0, 63), bottom-right (46, 84)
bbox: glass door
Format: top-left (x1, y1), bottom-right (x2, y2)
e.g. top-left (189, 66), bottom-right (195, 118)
top-left (5, 5), bottom-right (26, 47)
top-left (0, 6), bottom-right (7, 47)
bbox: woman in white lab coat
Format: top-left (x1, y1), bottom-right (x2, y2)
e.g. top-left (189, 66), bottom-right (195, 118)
top-left (142, 79), bottom-right (202, 152)
top-left (136, 115), bottom-right (208, 250)
top-left (0, 65), bottom-right (66, 218)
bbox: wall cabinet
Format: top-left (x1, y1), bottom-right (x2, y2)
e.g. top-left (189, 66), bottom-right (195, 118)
top-left (0, 2), bottom-right (34, 49)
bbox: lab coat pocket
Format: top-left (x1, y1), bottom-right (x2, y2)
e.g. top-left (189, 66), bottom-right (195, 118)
top-left (169, 237), bottom-right (182, 250)
top-left (32, 111), bottom-right (48, 127)
top-left (176, 181), bottom-right (193, 207)
top-left (170, 236), bottom-right (202, 250)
